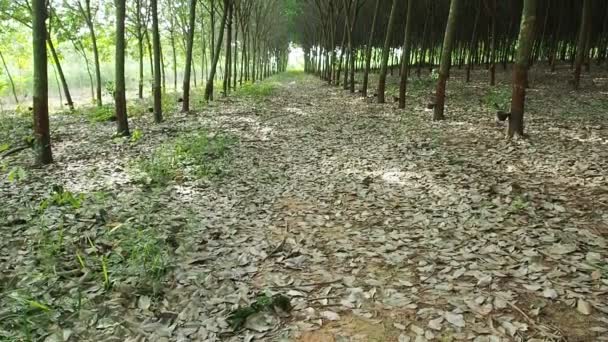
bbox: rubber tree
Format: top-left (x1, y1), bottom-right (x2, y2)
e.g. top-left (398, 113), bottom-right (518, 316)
top-left (151, 0), bottom-right (162, 122)
top-left (204, 0), bottom-right (229, 102)
top-left (398, 0), bottom-right (413, 109)
top-left (181, 0), bottom-right (197, 112)
top-left (32, 0), bottom-right (52, 164)
top-left (508, 0), bottom-right (537, 138)
top-left (114, 0), bottom-right (130, 136)
top-left (75, 0), bottom-right (102, 107)
top-left (361, 0), bottom-right (380, 97)
top-left (433, 0), bottom-right (461, 121)
top-left (573, 0), bottom-right (592, 89)
top-left (0, 49), bottom-right (19, 104)
top-left (223, 1), bottom-right (232, 96)
top-left (377, 0), bottom-right (398, 104)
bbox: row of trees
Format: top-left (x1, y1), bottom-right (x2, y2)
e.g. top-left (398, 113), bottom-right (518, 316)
top-left (297, 0), bottom-right (607, 137)
top-left (3, 0), bottom-right (292, 165)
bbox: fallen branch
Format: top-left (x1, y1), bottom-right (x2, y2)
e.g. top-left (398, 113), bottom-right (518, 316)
top-left (1, 145), bottom-right (29, 159)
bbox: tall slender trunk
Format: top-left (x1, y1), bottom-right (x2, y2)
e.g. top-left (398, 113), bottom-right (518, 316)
top-left (377, 0), bottom-right (399, 104)
top-left (573, 0), bottom-right (592, 89)
top-left (47, 37), bottom-right (73, 110)
top-left (0, 50), bottom-right (19, 104)
top-left (205, 0), bottom-right (230, 101)
top-left (136, 0), bottom-right (144, 99)
top-left (80, 0), bottom-right (102, 107)
top-left (398, 0), bottom-right (413, 109)
top-left (488, 0), bottom-right (497, 85)
top-left (32, 0), bottom-right (52, 164)
top-left (233, 8), bottom-right (238, 90)
top-left (466, 3), bottom-right (481, 83)
top-left (433, 0), bottom-right (461, 120)
top-left (223, 2), bottom-right (232, 96)
top-left (151, 0), bottom-right (162, 123)
top-left (508, 0), bottom-right (537, 138)
top-left (182, 0), bottom-right (197, 112)
top-left (51, 61), bottom-right (63, 108)
top-left (114, 0), bottom-right (130, 136)
top-left (170, 25), bottom-right (177, 91)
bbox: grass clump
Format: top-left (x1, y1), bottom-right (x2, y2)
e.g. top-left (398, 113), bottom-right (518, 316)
top-left (483, 86), bottom-right (511, 112)
top-left (136, 132), bottom-right (234, 185)
top-left (87, 105), bottom-right (116, 123)
top-left (236, 81), bottom-right (278, 98)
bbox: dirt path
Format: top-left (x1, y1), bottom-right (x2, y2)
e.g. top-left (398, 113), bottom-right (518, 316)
top-left (1, 71), bottom-right (607, 342)
top-left (160, 73), bottom-right (608, 341)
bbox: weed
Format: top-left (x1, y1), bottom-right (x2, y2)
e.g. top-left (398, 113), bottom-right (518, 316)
top-left (0, 291), bottom-right (53, 340)
top-left (236, 81), bottom-right (277, 98)
top-left (87, 105), bottom-right (116, 123)
top-left (109, 226), bottom-right (171, 294)
top-left (130, 129), bottom-right (143, 143)
top-left (509, 195), bottom-right (529, 213)
top-left (39, 185), bottom-right (85, 211)
top-left (136, 132), bottom-right (234, 185)
top-left (7, 166), bottom-right (27, 182)
top-left (483, 86), bottom-right (511, 111)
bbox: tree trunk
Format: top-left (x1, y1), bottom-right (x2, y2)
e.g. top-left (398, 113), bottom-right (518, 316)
top-left (466, 3), bottom-right (481, 83)
top-left (205, 0), bottom-right (230, 101)
top-left (573, 0), bottom-right (592, 89)
top-left (223, 2), bottom-right (232, 96)
top-left (182, 0), bottom-right (197, 112)
top-left (377, 0), bottom-right (399, 104)
top-left (47, 37), bottom-right (74, 110)
top-left (136, 0), bottom-right (144, 99)
top-left (81, 0), bottom-right (102, 107)
top-left (114, 0), bottom-right (130, 136)
top-left (151, 0), bottom-right (162, 123)
top-left (433, 0), bottom-right (461, 120)
top-left (398, 0), bottom-right (413, 109)
top-left (488, 0), bottom-right (497, 85)
top-left (32, 0), bottom-right (52, 164)
top-left (170, 25), bottom-right (177, 91)
top-left (508, 0), bottom-right (537, 138)
top-left (0, 50), bottom-right (19, 104)
top-left (361, 0), bottom-right (380, 97)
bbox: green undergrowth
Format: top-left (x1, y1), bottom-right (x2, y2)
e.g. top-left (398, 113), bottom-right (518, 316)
top-left (236, 81), bottom-right (278, 98)
top-left (135, 131), bottom-right (235, 185)
top-left (0, 111), bottom-right (33, 152)
top-left (0, 185), bottom-right (174, 341)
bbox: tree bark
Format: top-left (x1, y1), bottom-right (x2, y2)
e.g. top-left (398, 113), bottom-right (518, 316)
top-left (205, 0), bottom-right (229, 101)
top-left (398, 0), bottom-right (413, 109)
top-left (573, 0), bottom-right (592, 89)
top-left (433, 0), bottom-right (461, 120)
top-left (182, 0), bottom-right (197, 112)
top-left (377, 0), bottom-right (399, 104)
top-left (47, 37), bottom-right (74, 110)
top-left (114, 0), bottom-right (130, 136)
top-left (466, 3), bottom-right (481, 83)
top-left (361, 0), bottom-right (380, 97)
top-left (0, 50), bottom-right (19, 105)
top-left (32, 0), bottom-right (52, 164)
top-left (151, 0), bottom-right (162, 123)
top-left (80, 0), bottom-right (102, 107)
top-left (508, 0), bottom-right (537, 138)
top-left (223, 2), bottom-right (232, 96)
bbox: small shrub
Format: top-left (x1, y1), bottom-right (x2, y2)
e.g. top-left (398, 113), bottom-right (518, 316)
top-left (88, 105), bottom-right (116, 123)
top-left (483, 87), bottom-right (511, 111)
